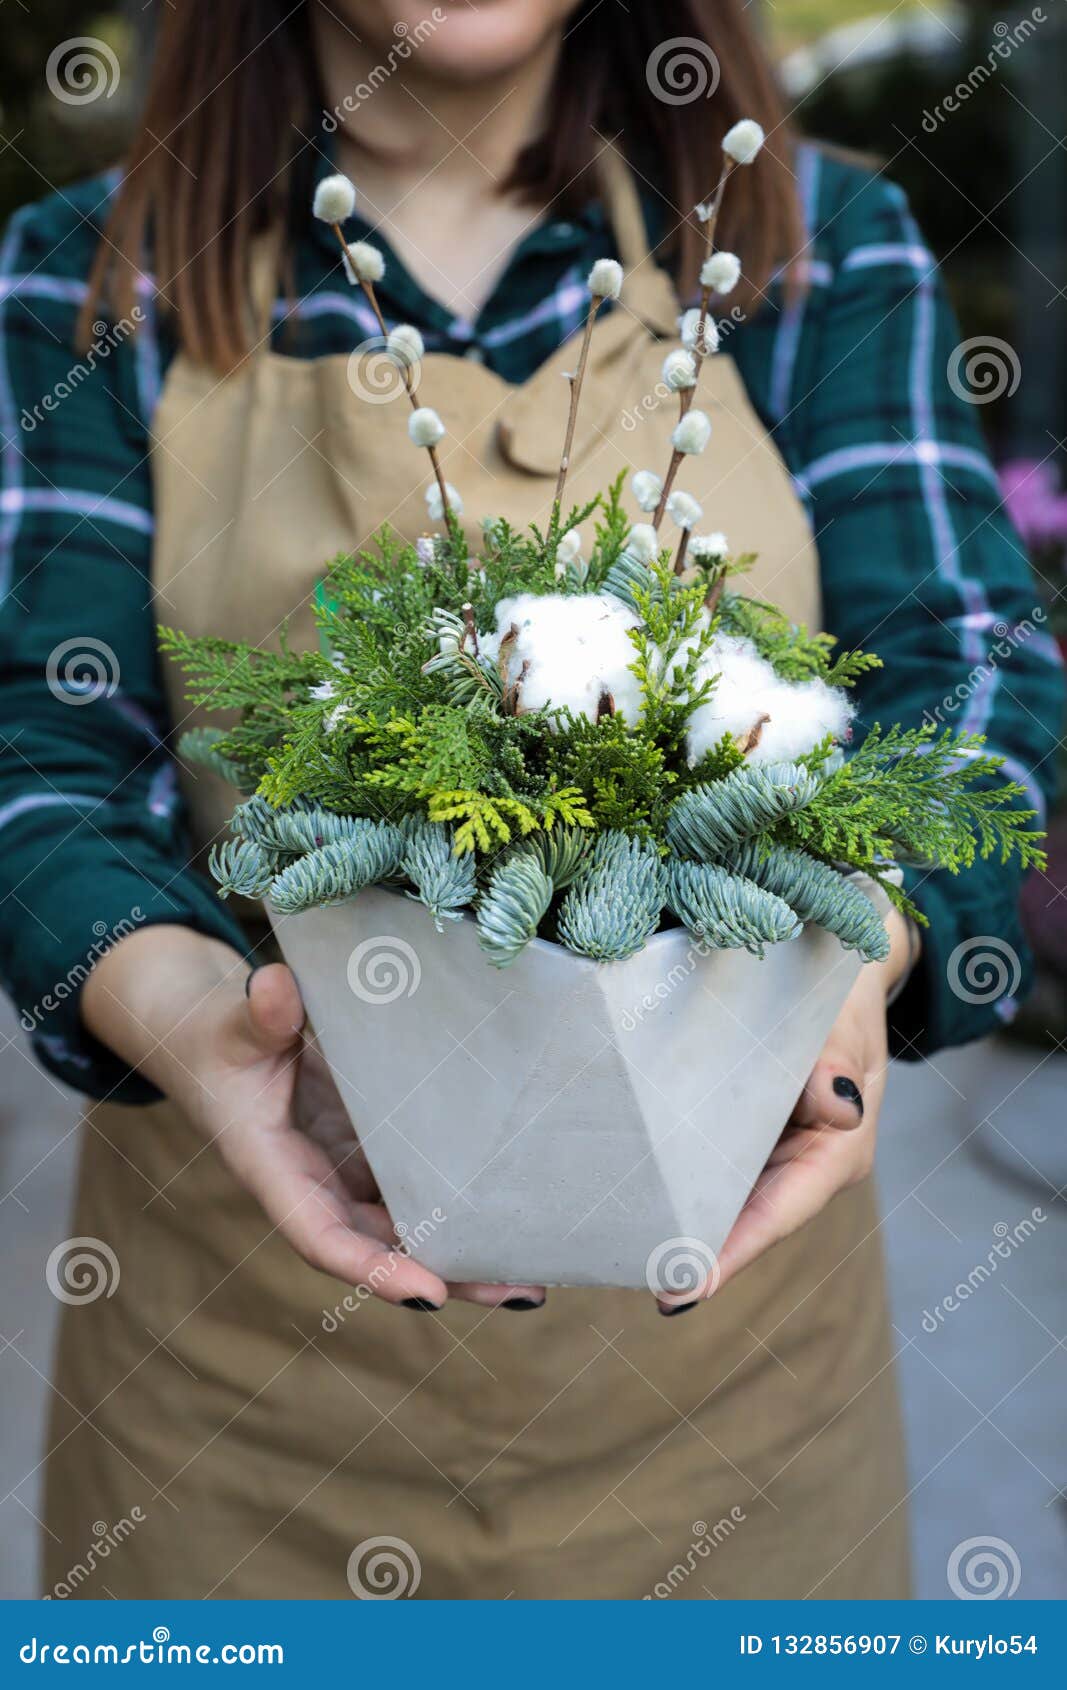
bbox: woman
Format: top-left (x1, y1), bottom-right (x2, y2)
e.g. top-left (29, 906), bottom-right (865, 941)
top-left (1, 1), bottom-right (1060, 1599)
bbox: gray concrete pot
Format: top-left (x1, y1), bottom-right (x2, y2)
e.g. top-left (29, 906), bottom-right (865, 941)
top-left (269, 876), bottom-right (889, 1289)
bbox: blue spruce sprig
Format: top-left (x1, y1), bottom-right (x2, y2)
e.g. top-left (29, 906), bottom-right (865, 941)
top-left (234, 797), bottom-right (371, 854)
top-left (557, 830), bottom-right (667, 962)
top-left (402, 821), bottom-right (477, 929)
top-left (178, 727), bottom-right (245, 788)
top-left (208, 839), bottom-right (280, 900)
top-left (268, 822), bottom-right (403, 914)
top-left (476, 852), bottom-right (554, 967)
top-left (666, 859), bottom-right (801, 957)
top-left (666, 760), bottom-right (824, 860)
top-left (728, 842), bottom-right (890, 962)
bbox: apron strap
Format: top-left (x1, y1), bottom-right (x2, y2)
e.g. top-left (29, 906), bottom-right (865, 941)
top-left (595, 139), bottom-right (680, 334)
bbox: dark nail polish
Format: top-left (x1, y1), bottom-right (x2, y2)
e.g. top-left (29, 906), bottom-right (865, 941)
top-left (401, 1297), bottom-right (440, 1312)
top-left (502, 1297), bottom-right (544, 1311)
top-left (659, 1300), bottom-right (699, 1317)
top-left (244, 964), bottom-right (264, 999)
top-left (833, 1075), bottom-right (864, 1117)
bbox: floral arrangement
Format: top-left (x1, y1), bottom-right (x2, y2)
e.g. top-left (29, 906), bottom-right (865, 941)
top-left (162, 123), bottom-right (1043, 972)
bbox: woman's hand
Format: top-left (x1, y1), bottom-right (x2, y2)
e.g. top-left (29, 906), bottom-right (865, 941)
top-left (655, 908), bottom-right (917, 1314)
top-left (82, 928), bottom-right (545, 1311)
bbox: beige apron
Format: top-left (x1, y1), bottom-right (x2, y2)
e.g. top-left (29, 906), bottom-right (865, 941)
top-left (43, 153), bottom-right (909, 1600)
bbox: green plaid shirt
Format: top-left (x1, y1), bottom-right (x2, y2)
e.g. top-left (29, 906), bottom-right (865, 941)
top-left (1, 147), bottom-right (1062, 1101)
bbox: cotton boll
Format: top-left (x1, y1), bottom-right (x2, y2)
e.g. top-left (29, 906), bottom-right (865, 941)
top-left (343, 241), bottom-right (385, 285)
top-left (684, 633), bottom-right (853, 767)
top-left (313, 174), bottom-right (357, 223)
top-left (625, 523), bottom-right (660, 563)
top-left (679, 308), bottom-right (720, 356)
top-left (690, 531), bottom-right (729, 562)
top-left (700, 251), bottom-right (742, 294)
top-left (666, 490), bottom-right (702, 530)
top-left (672, 409), bottom-right (711, 455)
top-left (588, 258), bottom-right (623, 299)
top-left (490, 593), bottom-right (643, 725)
top-left (722, 119), bottom-right (765, 166)
top-left (662, 348), bottom-right (697, 392)
top-left (388, 324), bottom-right (424, 368)
top-left (631, 470), bottom-right (663, 513)
top-left (425, 482), bottom-right (462, 520)
top-left (409, 407), bottom-right (445, 447)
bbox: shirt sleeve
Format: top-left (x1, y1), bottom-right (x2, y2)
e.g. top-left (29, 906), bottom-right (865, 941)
top-left (787, 162), bottom-right (1064, 1055)
top-left (0, 192), bottom-right (247, 1102)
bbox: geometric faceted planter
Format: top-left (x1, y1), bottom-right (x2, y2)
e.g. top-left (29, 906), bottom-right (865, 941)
top-left (268, 877), bottom-right (890, 1289)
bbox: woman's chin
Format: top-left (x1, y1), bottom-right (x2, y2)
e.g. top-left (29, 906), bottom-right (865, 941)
top-left (341, 0), bottom-right (580, 82)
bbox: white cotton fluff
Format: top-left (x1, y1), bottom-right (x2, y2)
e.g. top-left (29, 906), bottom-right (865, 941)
top-left (343, 241), bottom-right (385, 285)
top-left (666, 490), bottom-right (702, 529)
top-left (683, 631), bottom-right (852, 767)
top-left (487, 592), bottom-right (643, 724)
top-left (672, 409), bottom-right (711, 455)
top-left (588, 257), bottom-right (623, 299)
top-left (313, 174), bottom-right (357, 223)
top-left (631, 470), bottom-right (662, 513)
top-left (388, 324), bottom-right (424, 368)
top-left (662, 348), bottom-right (697, 392)
top-left (625, 523), bottom-right (660, 563)
top-left (690, 531), bottom-right (729, 561)
top-left (701, 251), bottom-right (742, 294)
top-left (722, 119), bottom-right (766, 166)
top-left (408, 407), bottom-right (445, 447)
top-left (425, 482), bottom-right (462, 520)
top-left (679, 308), bottom-right (720, 356)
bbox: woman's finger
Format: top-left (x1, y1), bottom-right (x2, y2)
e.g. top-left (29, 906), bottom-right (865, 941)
top-left (236, 961), bottom-right (306, 1059)
top-left (792, 1053), bottom-right (866, 1132)
top-left (447, 1281), bottom-right (547, 1309)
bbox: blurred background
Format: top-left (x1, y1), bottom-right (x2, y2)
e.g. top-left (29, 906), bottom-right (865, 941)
top-left (1, 0), bottom-right (1065, 1599)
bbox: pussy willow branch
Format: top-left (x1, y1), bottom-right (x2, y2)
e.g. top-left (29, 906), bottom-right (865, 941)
top-left (330, 220), bottom-right (452, 520)
top-left (554, 297), bottom-right (603, 510)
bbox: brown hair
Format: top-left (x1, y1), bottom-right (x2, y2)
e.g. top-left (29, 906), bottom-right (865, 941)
top-left (81, 0), bottom-right (802, 371)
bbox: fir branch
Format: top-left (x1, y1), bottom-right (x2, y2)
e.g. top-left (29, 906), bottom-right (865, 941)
top-left (402, 821), bottom-right (477, 928)
top-left (557, 831), bottom-right (666, 962)
top-left (666, 761), bottom-right (826, 860)
top-left (727, 842), bottom-right (890, 962)
top-left (477, 853), bottom-right (554, 966)
top-left (268, 822), bottom-right (404, 914)
top-left (665, 860), bottom-right (801, 957)
top-left (208, 839), bottom-right (279, 900)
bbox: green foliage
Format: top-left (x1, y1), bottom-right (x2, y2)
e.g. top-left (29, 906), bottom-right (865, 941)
top-left (162, 486), bottom-right (1043, 961)
top-left (666, 761), bottom-right (827, 860)
top-left (557, 831), bottom-right (667, 962)
top-left (666, 860), bottom-right (802, 957)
